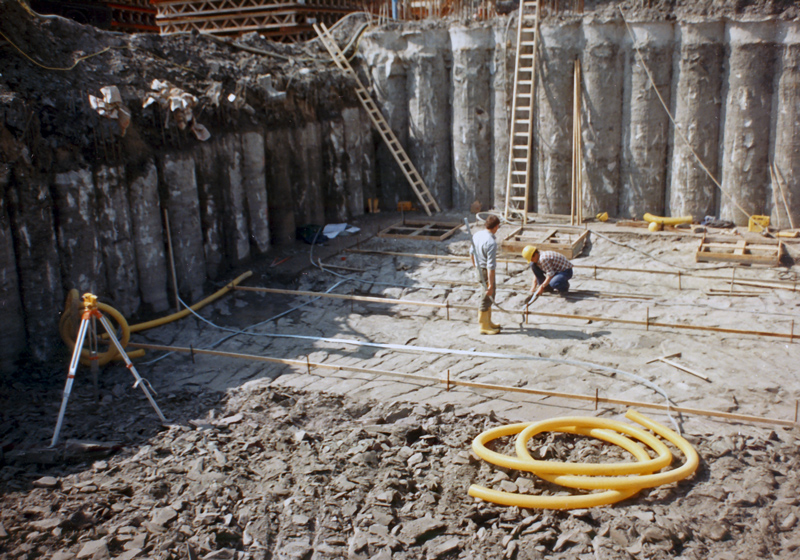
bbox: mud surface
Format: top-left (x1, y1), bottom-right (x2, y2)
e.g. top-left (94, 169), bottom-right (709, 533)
top-left (3, 1), bottom-right (800, 558)
top-left (2, 215), bottom-right (800, 559)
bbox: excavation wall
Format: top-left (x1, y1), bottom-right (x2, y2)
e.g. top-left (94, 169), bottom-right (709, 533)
top-left (1, 8), bottom-right (799, 367)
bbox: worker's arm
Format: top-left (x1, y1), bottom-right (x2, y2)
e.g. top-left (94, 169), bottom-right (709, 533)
top-left (487, 268), bottom-right (496, 298)
top-left (536, 274), bottom-right (552, 296)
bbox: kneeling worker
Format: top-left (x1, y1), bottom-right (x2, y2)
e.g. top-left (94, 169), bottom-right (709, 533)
top-left (522, 245), bottom-right (573, 298)
top-left (470, 215), bottom-right (502, 335)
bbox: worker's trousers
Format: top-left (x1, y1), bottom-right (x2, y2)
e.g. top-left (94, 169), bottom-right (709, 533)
top-left (532, 264), bottom-right (573, 292)
top-left (479, 268), bottom-right (492, 311)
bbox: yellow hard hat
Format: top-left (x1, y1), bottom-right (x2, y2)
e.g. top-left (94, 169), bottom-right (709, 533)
top-left (521, 245), bottom-right (537, 262)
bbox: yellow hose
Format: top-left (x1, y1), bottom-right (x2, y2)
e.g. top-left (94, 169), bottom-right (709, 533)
top-left (62, 270), bottom-right (252, 363)
top-left (123, 270), bottom-right (253, 334)
top-left (468, 410), bottom-right (699, 509)
top-left (469, 425), bottom-right (653, 509)
top-left (643, 212), bottom-right (692, 226)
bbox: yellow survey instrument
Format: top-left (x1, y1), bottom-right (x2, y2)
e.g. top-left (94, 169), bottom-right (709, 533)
top-left (60, 289), bottom-right (135, 366)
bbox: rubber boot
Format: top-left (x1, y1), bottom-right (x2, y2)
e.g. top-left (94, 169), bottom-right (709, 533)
top-left (487, 308), bottom-right (501, 330)
top-left (479, 310), bottom-right (500, 335)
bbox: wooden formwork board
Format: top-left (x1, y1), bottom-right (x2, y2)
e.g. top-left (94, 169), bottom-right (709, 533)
top-left (500, 226), bottom-right (589, 259)
top-left (377, 221), bottom-right (462, 241)
top-left (695, 235), bottom-right (784, 266)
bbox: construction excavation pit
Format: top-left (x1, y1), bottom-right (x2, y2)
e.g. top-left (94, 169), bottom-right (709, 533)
top-left (2, 0), bottom-right (800, 558)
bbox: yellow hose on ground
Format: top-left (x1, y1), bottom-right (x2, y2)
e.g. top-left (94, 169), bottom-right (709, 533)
top-left (469, 425), bottom-right (653, 509)
top-left (643, 212), bottom-right (692, 226)
top-left (62, 270), bottom-right (251, 363)
top-left (468, 410), bottom-right (699, 509)
top-left (123, 270), bottom-right (253, 334)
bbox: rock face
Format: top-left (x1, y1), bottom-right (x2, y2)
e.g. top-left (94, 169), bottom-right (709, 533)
top-left (1, 0), bottom-right (799, 366)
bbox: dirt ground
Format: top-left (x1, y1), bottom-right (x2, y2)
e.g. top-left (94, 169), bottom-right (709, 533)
top-left (2, 212), bottom-right (800, 559)
top-left (2, 0), bottom-right (800, 558)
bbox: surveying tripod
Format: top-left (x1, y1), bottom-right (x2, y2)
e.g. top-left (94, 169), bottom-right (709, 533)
top-left (50, 293), bottom-right (167, 447)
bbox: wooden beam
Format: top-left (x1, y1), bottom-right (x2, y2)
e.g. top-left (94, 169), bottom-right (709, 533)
top-left (127, 342), bottom-right (797, 428)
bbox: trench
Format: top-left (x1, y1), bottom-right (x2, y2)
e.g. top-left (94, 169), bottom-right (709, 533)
top-left (0, 2), bottom-right (799, 369)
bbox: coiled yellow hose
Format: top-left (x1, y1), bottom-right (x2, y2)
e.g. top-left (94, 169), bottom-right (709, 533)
top-left (468, 410), bottom-right (699, 509)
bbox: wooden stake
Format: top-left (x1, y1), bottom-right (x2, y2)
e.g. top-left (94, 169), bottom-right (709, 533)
top-left (769, 163), bottom-right (783, 231)
top-left (773, 162), bottom-right (796, 230)
top-left (163, 209), bottom-right (180, 313)
top-left (645, 307), bottom-right (649, 331)
top-left (447, 369), bottom-right (451, 391)
top-left (576, 60), bottom-right (583, 225)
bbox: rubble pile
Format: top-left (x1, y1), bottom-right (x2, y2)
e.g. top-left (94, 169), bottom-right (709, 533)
top-left (2, 370), bottom-right (800, 559)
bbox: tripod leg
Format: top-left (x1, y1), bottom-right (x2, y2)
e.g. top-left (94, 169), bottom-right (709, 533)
top-left (50, 315), bottom-right (91, 448)
top-left (98, 314), bottom-right (167, 423)
top-left (89, 315), bottom-right (100, 404)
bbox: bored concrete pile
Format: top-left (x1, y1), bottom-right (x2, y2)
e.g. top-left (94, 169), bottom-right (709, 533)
top-left (0, 0), bottom-right (799, 367)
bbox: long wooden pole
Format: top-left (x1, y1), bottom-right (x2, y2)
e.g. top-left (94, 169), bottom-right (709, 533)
top-left (773, 162), bottom-right (796, 229)
top-left (234, 285), bottom-right (797, 341)
top-left (163, 209), bottom-right (180, 313)
top-left (769, 163), bottom-right (783, 231)
top-left (127, 342), bottom-right (797, 428)
top-left (577, 60), bottom-right (583, 224)
top-left (571, 58), bottom-right (578, 225)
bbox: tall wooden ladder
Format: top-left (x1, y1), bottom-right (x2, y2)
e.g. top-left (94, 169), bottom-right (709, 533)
top-left (503, 0), bottom-right (541, 224)
top-left (313, 22), bottom-right (441, 216)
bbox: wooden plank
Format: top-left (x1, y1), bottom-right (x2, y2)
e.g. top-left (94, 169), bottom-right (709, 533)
top-left (539, 228), bottom-right (559, 243)
top-left (702, 235), bottom-right (781, 245)
top-left (696, 250), bottom-right (781, 266)
top-left (701, 242), bottom-right (780, 252)
top-left (573, 229), bottom-right (590, 257)
top-left (410, 223), bottom-right (436, 236)
top-left (696, 232), bottom-right (782, 266)
top-left (377, 221), bottom-right (462, 241)
top-left (696, 254), bottom-right (780, 265)
top-left (500, 226), bottom-right (589, 258)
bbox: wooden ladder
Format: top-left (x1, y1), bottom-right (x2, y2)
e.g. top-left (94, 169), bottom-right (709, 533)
top-left (503, 0), bottom-right (541, 225)
top-left (313, 22), bottom-right (441, 216)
